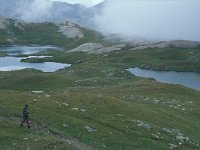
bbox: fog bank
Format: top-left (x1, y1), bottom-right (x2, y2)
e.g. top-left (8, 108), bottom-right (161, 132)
top-left (16, 0), bottom-right (53, 22)
top-left (95, 0), bottom-right (200, 41)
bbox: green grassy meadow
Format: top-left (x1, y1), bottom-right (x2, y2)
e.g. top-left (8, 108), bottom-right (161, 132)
top-left (0, 46), bottom-right (200, 149)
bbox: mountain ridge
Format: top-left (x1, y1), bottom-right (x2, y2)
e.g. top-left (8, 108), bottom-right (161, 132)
top-left (0, 0), bottom-right (104, 28)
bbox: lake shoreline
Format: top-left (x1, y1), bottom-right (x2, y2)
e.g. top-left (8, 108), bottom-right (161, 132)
top-left (0, 46), bottom-right (71, 72)
top-left (128, 67), bottom-right (200, 91)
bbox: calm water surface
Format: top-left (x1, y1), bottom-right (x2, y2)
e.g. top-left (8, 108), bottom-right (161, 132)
top-left (0, 45), bottom-right (59, 55)
top-left (128, 67), bottom-right (200, 91)
top-left (0, 46), bottom-right (70, 72)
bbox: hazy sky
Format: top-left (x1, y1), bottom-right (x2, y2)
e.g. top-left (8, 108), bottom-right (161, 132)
top-left (3, 0), bottom-right (199, 41)
top-left (52, 0), bottom-right (104, 7)
top-left (95, 0), bottom-right (200, 41)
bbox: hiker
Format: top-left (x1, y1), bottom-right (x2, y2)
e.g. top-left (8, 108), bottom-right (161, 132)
top-left (20, 104), bottom-right (31, 128)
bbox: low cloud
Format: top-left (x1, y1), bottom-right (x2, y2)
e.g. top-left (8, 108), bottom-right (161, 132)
top-left (16, 0), bottom-right (53, 22)
top-left (95, 0), bottom-right (200, 41)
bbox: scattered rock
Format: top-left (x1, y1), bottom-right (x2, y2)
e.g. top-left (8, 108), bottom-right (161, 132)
top-left (182, 108), bottom-right (186, 111)
top-left (133, 120), bottom-right (151, 129)
top-left (33, 99), bottom-right (37, 102)
top-left (80, 109), bottom-right (87, 112)
top-left (71, 108), bottom-right (79, 111)
top-left (34, 139), bottom-right (39, 142)
top-left (162, 128), bottom-right (172, 133)
top-left (162, 128), bottom-right (179, 134)
top-left (85, 126), bottom-right (97, 133)
top-left (62, 103), bottom-right (69, 107)
top-left (176, 134), bottom-right (189, 143)
top-left (102, 145), bottom-right (106, 147)
top-left (31, 91), bottom-right (43, 94)
top-left (108, 131), bottom-right (113, 135)
top-left (44, 94), bottom-right (50, 97)
top-left (117, 114), bottom-right (124, 117)
top-left (152, 99), bottom-right (160, 104)
top-left (169, 143), bottom-right (177, 150)
top-left (63, 124), bottom-right (69, 128)
top-left (23, 137), bottom-right (29, 140)
top-left (12, 142), bottom-right (17, 146)
top-left (178, 142), bottom-right (183, 145)
top-left (151, 134), bottom-right (160, 140)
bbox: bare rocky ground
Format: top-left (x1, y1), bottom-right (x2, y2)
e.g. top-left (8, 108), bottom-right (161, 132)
top-left (58, 22), bottom-right (84, 39)
top-left (67, 43), bottom-right (126, 54)
top-left (66, 40), bottom-right (200, 54)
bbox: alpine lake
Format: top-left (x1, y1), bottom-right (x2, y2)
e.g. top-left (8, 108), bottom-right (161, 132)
top-left (0, 46), bottom-right (71, 72)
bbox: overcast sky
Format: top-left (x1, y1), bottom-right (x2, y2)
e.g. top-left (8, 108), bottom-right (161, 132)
top-left (52, 0), bottom-right (105, 7)
top-left (95, 0), bottom-right (200, 41)
top-left (3, 0), bottom-right (199, 41)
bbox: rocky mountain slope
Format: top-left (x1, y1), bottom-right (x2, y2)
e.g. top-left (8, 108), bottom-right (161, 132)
top-left (68, 43), bottom-right (126, 54)
top-left (0, 17), bottom-right (105, 48)
top-left (0, 0), bottom-right (105, 28)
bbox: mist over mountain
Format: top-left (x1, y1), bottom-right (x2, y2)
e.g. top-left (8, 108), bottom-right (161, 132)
top-left (0, 0), bottom-right (101, 27)
top-left (95, 0), bottom-right (200, 41)
top-left (0, 0), bottom-right (200, 41)
top-left (0, 0), bottom-right (52, 21)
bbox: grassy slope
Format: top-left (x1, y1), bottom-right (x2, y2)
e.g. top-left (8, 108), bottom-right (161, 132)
top-left (0, 21), bottom-right (106, 49)
top-left (105, 47), bottom-right (200, 72)
top-left (0, 47), bottom-right (200, 150)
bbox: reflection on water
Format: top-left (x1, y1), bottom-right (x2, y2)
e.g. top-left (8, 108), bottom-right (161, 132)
top-left (128, 67), bottom-right (200, 91)
top-left (0, 46), bottom-right (70, 72)
top-left (0, 45), bottom-right (59, 55)
top-left (0, 57), bottom-right (71, 72)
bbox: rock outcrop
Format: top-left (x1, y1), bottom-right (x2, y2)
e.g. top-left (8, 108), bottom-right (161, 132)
top-left (68, 43), bottom-right (104, 53)
top-left (89, 44), bottom-right (126, 54)
top-left (58, 22), bottom-right (84, 39)
top-left (131, 40), bottom-right (200, 50)
top-left (68, 43), bottom-right (126, 54)
top-left (0, 17), bottom-right (25, 30)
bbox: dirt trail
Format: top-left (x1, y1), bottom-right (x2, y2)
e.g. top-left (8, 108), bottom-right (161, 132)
top-left (0, 116), bottom-right (96, 150)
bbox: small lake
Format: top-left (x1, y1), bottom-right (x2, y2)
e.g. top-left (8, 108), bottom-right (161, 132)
top-left (0, 46), bottom-right (71, 72)
top-left (128, 67), bottom-right (200, 91)
top-left (0, 45), bottom-right (60, 55)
